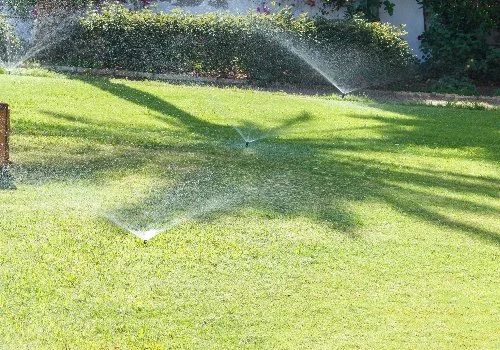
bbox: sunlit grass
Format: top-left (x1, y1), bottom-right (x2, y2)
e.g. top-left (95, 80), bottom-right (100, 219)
top-left (0, 74), bottom-right (499, 349)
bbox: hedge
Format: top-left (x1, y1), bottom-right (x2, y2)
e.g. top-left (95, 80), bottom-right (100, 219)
top-left (0, 14), bottom-right (20, 66)
top-left (16, 3), bottom-right (415, 84)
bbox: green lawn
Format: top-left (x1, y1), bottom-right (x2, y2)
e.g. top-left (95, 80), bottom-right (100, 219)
top-left (0, 74), bottom-right (499, 349)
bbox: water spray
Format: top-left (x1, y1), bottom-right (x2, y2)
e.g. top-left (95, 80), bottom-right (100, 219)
top-left (0, 10), bottom-right (83, 73)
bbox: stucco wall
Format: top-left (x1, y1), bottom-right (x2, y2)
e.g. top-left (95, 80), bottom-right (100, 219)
top-left (149, 0), bottom-right (344, 18)
top-left (379, 0), bottom-right (425, 59)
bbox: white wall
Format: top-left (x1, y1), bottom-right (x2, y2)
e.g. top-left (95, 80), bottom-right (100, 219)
top-left (379, 0), bottom-right (425, 59)
top-left (149, 0), bottom-right (342, 18)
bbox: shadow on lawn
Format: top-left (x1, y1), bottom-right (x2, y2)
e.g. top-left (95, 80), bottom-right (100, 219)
top-left (10, 76), bottom-right (500, 245)
top-left (0, 169), bottom-right (16, 190)
top-left (359, 103), bottom-right (500, 162)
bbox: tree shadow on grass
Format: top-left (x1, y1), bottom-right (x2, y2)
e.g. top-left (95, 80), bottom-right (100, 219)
top-left (101, 133), bottom-right (500, 244)
top-left (359, 103), bottom-right (500, 161)
top-left (75, 76), bottom-right (236, 141)
top-left (71, 76), bottom-right (315, 145)
top-left (0, 168), bottom-right (16, 190)
top-left (347, 104), bottom-right (500, 244)
top-left (9, 75), bottom-right (500, 244)
top-left (338, 154), bottom-right (499, 244)
top-left (287, 99), bottom-right (500, 244)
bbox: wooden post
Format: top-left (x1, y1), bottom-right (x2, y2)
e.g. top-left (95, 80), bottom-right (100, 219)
top-left (0, 103), bottom-right (10, 169)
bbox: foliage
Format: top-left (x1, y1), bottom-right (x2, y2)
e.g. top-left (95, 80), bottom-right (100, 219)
top-left (0, 13), bottom-right (20, 64)
top-left (418, 0), bottom-right (500, 82)
top-left (429, 76), bottom-right (479, 96)
top-left (339, 0), bottom-right (395, 20)
top-left (1, 0), bottom-right (95, 16)
top-left (143, 0), bottom-right (395, 20)
top-left (2, 0), bottom-right (397, 21)
top-left (57, 5), bottom-right (317, 81)
top-left (40, 3), bottom-right (413, 83)
top-left (315, 16), bottom-right (413, 66)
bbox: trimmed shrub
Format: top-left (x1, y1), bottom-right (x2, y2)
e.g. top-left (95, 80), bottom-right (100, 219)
top-left (315, 17), bottom-right (413, 68)
top-left (39, 3), bottom-right (414, 84)
top-left (0, 14), bottom-right (21, 65)
top-left (430, 76), bottom-right (479, 96)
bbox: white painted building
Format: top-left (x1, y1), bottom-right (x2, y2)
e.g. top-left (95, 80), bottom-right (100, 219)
top-left (379, 0), bottom-right (425, 58)
top-left (145, 0), bottom-right (425, 58)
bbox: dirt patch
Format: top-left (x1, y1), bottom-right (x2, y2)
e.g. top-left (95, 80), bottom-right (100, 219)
top-left (359, 90), bottom-right (499, 108)
top-left (45, 66), bottom-right (500, 108)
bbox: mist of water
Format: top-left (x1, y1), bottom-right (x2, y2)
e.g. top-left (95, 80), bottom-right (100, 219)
top-left (261, 28), bottom-right (409, 95)
top-left (0, 10), bottom-right (81, 73)
top-left (232, 125), bottom-right (270, 146)
top-left (103, 171), bottom-right (246, 242)
top-left (231, 117), bottom-right (309, 147)
top-left (0, 3), bottom-right (412, 243)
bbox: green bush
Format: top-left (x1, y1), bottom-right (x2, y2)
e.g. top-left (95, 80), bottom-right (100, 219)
top-left (39, 3), bottom-right (414, 84)
top-left (418, 0), bottom-right (500, 82)
top-left (0, 14), bottom-right (21, 65)
top-left (2, 0), bottom-right (95, 17)
top-left (315, 17), bottom-right (414, 68)
top-left (429, 76), bottom-right (479, 96)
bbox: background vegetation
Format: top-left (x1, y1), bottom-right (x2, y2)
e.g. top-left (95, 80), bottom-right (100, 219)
top-left (2, 0), bottom-right (396, 19)
top-left (418, 0), bottom-right (500, 83)
top-left (0, 13), bottom-right (19, 65)
top-left (2, 0), bottom-right (499, 89)
top-left (33, 3), bottom-right (413, 83)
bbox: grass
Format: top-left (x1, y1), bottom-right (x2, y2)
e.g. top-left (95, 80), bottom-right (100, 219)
top-left (0, 74), bottom-right (499, 349)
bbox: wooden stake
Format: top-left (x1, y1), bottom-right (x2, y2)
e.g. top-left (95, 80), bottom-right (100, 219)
top-left (0, 103), bottom-right (10, 169)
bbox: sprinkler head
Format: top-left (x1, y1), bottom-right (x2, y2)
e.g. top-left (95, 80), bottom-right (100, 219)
top-left (245, 141), bottom-right (249, 148)
top-left (341, 93), bottom-right (346, 99)
top-left (143, 240), bottom-right (147, 244)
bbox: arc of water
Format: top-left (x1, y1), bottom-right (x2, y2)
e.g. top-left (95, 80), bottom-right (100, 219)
top-left (1, 11), bottom-right (82, 72)
top-left (232, 125), bottom-right (252, 143)
top-left (260, 26), bottom-right (410, 96)
top-left (283, 39), bottom-right (349, 95)
top-left (105, 187), bottom-right (245, 242)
